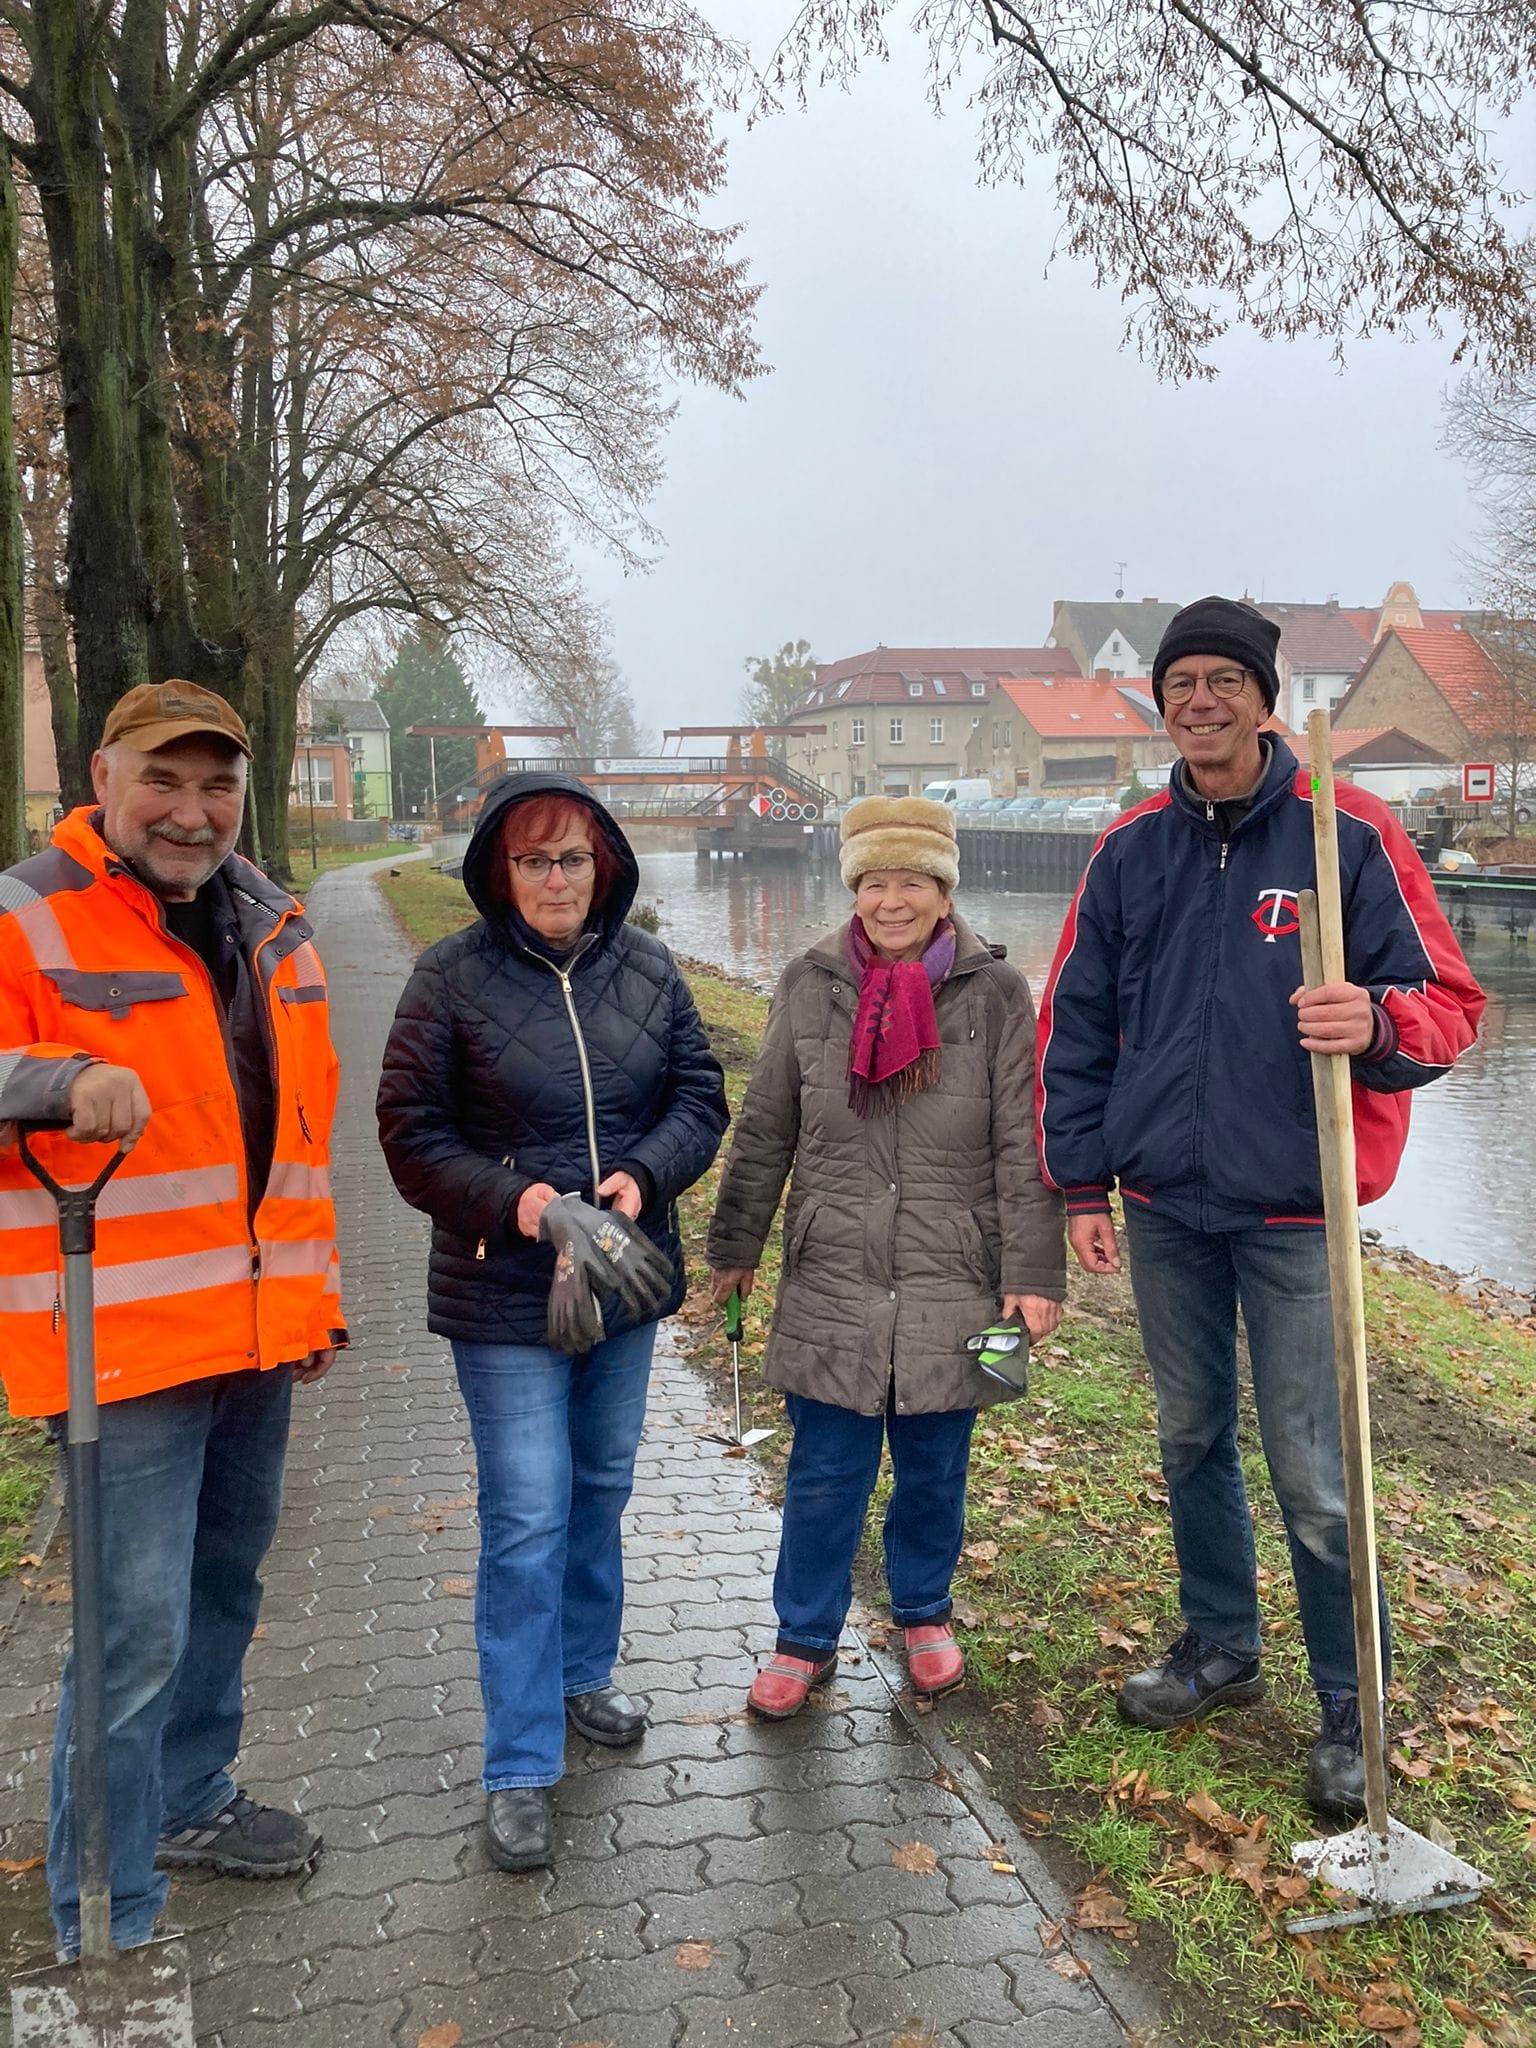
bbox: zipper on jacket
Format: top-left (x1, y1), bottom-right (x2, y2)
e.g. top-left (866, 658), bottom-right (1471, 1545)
top-left (529, 953), bottom-right (603, 1197)
top-left (1190, 826), bottom-right (1235, 1229)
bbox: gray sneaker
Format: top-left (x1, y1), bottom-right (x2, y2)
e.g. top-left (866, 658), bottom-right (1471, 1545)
top-left (1307, 1689), bottom-right (1367, 1818)
top-left (157, 1793), bottom-right (320, 1877)
top-left (1117, 1627), bottom-right (1264, 1730)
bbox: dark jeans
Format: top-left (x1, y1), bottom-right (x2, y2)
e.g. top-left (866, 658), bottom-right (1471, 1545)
top-left (774, 1388), bottom-right (976, 1659)
top-left (451, 1321), bottom-right (657, 1790)
top-left (47, 1366), bottom-right (293, 1957)
top-left (1124, 1204), bottom-right (1389, 1694)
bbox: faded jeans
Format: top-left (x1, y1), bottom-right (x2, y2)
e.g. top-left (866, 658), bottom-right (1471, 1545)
top-left (1124, 1204), bottom-right (1389, 1694)
top-left (773, 1386), bottom-right (976, 1660)
top-left (47, 1366), bottom-right (292, 1958)
top-left (451, 1321), bottom-right (657, 1790)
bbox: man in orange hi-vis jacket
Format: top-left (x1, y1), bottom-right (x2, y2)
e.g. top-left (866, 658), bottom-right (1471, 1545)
top-left (0, 680), bottom-right (346, 1962)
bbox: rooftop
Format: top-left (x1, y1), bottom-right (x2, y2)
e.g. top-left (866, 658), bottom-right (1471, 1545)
top-left (786, 646), bottom-right (1078, 717)
top-left (997, 676), bottom-right (1163, 738)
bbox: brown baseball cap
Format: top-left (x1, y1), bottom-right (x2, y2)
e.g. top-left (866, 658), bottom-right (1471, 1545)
top-left (100, 679), bottom-right (251, 758)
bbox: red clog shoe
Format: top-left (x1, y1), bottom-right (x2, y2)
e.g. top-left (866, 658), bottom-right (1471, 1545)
top-left (905, 1623), bottom-right (965, 1698)
top-left (747, 1652), bottom-right (839, 1721)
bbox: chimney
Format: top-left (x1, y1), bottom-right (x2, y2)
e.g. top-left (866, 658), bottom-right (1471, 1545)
top-left (1141, 596), bottom-right (1160, 604)
top-left (1094, 668), bottom-right (1112, 682)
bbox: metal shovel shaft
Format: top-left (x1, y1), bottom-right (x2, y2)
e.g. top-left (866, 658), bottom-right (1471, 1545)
top-left (62, 1244), bottom-right (113, 1963)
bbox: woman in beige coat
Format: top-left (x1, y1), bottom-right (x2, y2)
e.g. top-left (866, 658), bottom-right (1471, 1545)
top-left (708, 796), bottom-right (1066, 1718)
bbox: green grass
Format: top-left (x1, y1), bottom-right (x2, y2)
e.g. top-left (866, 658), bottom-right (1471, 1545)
top-left (286, 838), bottom-right (417, 896)
top-left (376, 861), bottom-right (477, 950)
top-left (0, 1409), bottom-right (54, 1579)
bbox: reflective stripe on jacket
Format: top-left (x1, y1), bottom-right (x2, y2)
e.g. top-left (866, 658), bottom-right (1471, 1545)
top-left (0, 808), bottom-right (346, 1416)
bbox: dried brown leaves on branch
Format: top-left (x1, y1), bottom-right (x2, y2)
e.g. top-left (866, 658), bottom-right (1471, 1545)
top-left (772, 0), bottom-right (1536, 377)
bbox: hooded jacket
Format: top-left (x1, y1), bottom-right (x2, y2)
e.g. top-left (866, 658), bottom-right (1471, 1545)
top-left (376, 772), bottom-right (729, 1344)
top-left (1036, 738), bottom-right (1485, 1232)
top-left (0, 808), bottom-right (345, 1417)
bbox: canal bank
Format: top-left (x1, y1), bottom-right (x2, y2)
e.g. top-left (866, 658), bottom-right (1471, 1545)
top-left (375, 855), bottom-right (1536, 2048)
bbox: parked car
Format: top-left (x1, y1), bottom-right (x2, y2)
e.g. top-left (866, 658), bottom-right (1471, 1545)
top-left (1033, 799), bottom-right (1074, 828)
top-left (1065, 796), bottom-right (1119, 832)
top-left (1435, 847), bottom-right (1480, 874)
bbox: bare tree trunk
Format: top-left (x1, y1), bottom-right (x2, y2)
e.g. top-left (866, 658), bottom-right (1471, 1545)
top-left (24, 531), bottom-right (84, 807)
top-left (31, 0), bottom-right (151, 781)
top-left (0, 155), bottom-right (25, 864)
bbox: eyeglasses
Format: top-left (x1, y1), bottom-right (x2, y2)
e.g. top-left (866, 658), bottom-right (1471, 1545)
top-left (508, 850), bottom-right (595, 881)
top-left (1160, 669), bottom-right (1252, 704)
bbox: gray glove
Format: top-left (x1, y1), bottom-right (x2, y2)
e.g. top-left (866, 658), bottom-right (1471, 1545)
top-left (539, 1195), bottom-right (674, 1354)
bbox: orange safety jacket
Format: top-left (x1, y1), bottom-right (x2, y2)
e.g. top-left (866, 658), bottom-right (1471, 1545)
top-left (0, 808), bottom-right (346, 1417)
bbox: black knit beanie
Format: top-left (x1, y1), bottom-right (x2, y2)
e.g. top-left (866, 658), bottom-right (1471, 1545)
top-left (1151, 597), bottom-right (1281, 715)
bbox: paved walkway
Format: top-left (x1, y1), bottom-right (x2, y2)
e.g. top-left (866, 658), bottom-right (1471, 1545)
top-left (1, 856), bottom-right (1144, 2048)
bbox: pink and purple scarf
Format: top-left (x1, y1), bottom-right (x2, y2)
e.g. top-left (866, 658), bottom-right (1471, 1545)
top-left (845, 916), bottom-right (956, 1118)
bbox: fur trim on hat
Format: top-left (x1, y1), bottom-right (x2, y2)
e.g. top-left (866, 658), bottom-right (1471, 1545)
top-left (839, 796), bottom-right (960, 891)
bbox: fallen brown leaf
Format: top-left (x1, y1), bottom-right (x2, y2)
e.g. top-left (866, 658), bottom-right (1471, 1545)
top-left (0, 1855), bottom-right (45, 1874)
top-left (1184, 1788), bottom-right (1225, 1828)
top-left (1489, 1929), bottom-right (1536, 1968)
top-left (890, 1841), bottom-right (939, 1874)
top-left (963, 1539), bottom-right (999, 1564)
top-left (1443, 2003), bottom-right (1485, 2028)
top-left (438, 1577), bottom-right (474, 1596)
top-left (1070, 1883), bottom-right (1136, 1940)
top-left (1048, 1953), bottom-right (1092, 1980)
top-left (673, 1941), bottom-right (713, 1970)
top-left (1359, 2003), bottom-right (1417, 2031)
top-left (1029, 1699), bottom-right (1064, 1728)
top-left (416, 2026), bottom-right (461, 2048)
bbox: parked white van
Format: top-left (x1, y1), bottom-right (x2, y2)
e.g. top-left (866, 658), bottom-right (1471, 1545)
top-left (921, 778), bottom-right (995, 805)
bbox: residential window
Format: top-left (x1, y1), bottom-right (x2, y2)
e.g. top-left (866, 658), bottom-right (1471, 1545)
top-left (971, 681), bottom-right (986, 697)
top-left (889, 717), bottom-right (904, 744)
top-left (908, 680), bottom-right (923, 697)
top-left (1002, 721), bottom-right (1013, 747)
top-left (932, 678), bottom-right (947, 695)
top-left (852, 776), bottom-right (867, 797)
top-left (1301, 677), bottom-right (1317, 704)
top-left (991, 721), bottom-right (1000, 747)
top-left (851, 717), bottom-right (865, 744)
top-left (929, 716), bottom-right (944, 744)
top-left (294, 758), bottom-right (335, 807)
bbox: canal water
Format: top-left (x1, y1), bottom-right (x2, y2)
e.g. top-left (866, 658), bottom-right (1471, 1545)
top-left (633, 849), bottom-right (1536, 1294)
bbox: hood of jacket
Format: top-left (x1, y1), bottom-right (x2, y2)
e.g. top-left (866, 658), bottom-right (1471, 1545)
top-left (461, 770), bottom-right (639, 950)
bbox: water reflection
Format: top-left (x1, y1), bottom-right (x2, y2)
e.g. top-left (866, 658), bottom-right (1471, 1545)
top-left (635, 850), bottom-right (1534, 1292)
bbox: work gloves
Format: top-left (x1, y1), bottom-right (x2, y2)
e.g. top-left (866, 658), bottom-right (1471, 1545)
top-left (539, 1194), bottom-right (673, 1355)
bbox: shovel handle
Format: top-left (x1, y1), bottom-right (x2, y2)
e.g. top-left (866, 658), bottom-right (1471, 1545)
top-left (723, 1288), bottom-right (744, 1344)
top-left (16, 1127), bottom-right (129, 1255)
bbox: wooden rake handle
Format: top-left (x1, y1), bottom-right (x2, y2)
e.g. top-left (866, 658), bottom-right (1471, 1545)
top-left (1302, 706), bottom-right (1390, 1837)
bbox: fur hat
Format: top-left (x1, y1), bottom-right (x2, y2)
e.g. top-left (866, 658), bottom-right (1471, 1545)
top-left (839, 796), bottom-right (959, 891)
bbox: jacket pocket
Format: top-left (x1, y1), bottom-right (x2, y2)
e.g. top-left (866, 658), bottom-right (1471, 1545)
top-left (783, 1196), bottom-right (821, 1274)
top-left (46, 968), bottom-right (188, 1021)
top-left (957, 1211), bottom-right (1000, 1291)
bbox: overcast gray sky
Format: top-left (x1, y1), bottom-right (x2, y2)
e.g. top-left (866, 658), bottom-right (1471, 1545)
top-left (568, 4), bottom-right (1509, 736)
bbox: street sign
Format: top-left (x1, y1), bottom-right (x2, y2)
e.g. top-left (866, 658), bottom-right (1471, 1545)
top-left (750, 793), bottom-right (771, 817)
top-left (1463, 764), bottom-right (1495, 802)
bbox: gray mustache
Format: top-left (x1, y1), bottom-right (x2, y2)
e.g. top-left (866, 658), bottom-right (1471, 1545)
top-left (152, 824), bottom-right (217, 846)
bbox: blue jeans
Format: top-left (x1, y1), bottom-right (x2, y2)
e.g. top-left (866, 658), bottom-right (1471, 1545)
top-left (451, 1321), bottom-right (657, 1790)
top-left (47, 1366), bottom-right (293, 1958)
top-left (774, 1388), bottom-right (976, 1659)
top-left (1124, 1205), bottom-right (1390, 1694)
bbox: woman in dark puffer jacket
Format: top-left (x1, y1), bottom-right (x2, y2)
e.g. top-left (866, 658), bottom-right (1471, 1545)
top-left (377, 772), bottom-right (728, 1873)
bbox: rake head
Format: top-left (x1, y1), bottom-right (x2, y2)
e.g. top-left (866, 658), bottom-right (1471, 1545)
top-left (1286, 1817), bottom-right (1487, 1933)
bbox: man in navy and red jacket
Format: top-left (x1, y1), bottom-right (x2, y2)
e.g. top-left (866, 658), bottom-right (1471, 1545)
top-left (1037, 596), bottom-right (1484, 1817)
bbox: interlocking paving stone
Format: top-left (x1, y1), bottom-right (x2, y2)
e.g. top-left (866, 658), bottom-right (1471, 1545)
top-left (0, 856), bottom-right (1140, 2048)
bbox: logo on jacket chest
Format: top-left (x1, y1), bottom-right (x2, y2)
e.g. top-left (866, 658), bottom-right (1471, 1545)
top-left (1251, 887), bottom-right (1301, 942)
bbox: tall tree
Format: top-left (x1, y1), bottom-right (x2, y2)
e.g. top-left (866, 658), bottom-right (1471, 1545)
top-left (775, 1), bottom-right (1536, 378)
top-left (373, 628), bottom-right (486, 819)
top-left (518, 640), bottom-right (647, 759)
top-left (741, 639), bottom-right (816, 728)
top-left (0, 154), bottom-right (22, 863)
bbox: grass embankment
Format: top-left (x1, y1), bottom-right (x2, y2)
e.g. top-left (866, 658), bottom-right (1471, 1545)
top-left (287, 838), bottom-right (416, 895)
top-left (377, 862), bottom-right (1536, 2048)
top-left (0, 1412), bottom-right (53, 1581)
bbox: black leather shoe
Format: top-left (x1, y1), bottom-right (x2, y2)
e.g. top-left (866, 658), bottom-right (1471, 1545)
top-left (1117, 1627), bottom-right (1264, 1730)
top-left (1307, 1689), bottom-right (1367, 1819)
top-left (565, 1686), bottom-right (649, 1748)
top-left (486, 1789), bottom-right (553, 1872)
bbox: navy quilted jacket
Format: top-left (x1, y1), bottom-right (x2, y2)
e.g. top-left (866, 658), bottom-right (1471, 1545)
top-left (377, 773), bottom-right (729, 1343)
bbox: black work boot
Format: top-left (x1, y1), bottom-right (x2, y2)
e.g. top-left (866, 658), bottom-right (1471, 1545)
top-left (1117, 1627), bottom-right (1264, 1730)
top-left (565, 1686), bottom-right (649, 1748)
top-left (486, 1788), bottom-right (553, 1872)
top-left (157, 1793), bottom-right (320, 1877)
top-left (1307, 1689), bottom-right (1366, 1819)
